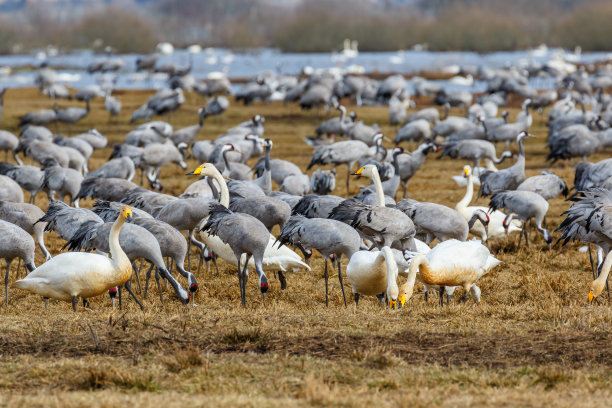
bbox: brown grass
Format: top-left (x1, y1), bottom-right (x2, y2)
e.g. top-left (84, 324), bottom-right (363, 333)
top-left (0, 87), bottom-right (611, 407)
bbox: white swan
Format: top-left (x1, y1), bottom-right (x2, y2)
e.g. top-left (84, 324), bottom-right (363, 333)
top-left (394, 239), bottom-right (481, 304)
top-left (455, 165), bottom-right (521, 241)
top-left (188, 164), bottom-right (310, 273)
top-left (400, 239), bottom-right (500, 304)
top-left (12, 206), bottom-right (133, 310)
top-left (346, 246), bottom-right (401, 309)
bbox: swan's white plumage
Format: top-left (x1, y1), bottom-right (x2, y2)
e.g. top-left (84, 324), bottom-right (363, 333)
top-left (346, 247), bottom-right (399, 302)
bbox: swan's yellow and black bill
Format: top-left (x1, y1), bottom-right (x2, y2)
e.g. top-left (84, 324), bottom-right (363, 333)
top-left (463, 168), bottom-right (470, 177)
top-left (588, 290), bottom-right (594, 303)
top-left (122, 206), bottom-right (133, 220)
top-left (352, 167), bottom-right (365, 176)
top-left (389, 298), bottom-right (403, 310)
top-left (397, 294), bottom-right (406, 308)
top-left (186, 164), bottom-right (205, 175)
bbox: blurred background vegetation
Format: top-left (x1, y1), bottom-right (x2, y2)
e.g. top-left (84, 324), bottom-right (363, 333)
top-left (0, 0), bottom-right (611, 53)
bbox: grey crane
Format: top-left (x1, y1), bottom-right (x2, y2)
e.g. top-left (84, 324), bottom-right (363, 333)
top-left (488, 105), bottom-right (531, 144)
top-left (1, 219), bottom-right (36, 306)
top-left (53, 101), bottom-right (90, 134)
top-left (43, 83), bottom-right (71, 100)
top-left (153, 197), bottom-right (212, 272)
top-left (556, 188), bottom-right (612, 300)
top-left (147, 88), bottom-right (184, 115)
top-left (329, 165), bottom-right (416, 250)
top-left (315, 104), bottom-right (350, 137)
top-left (65, 220), bottom-right (189, 307)
top-left (307, 139), bottom-right (374, 194)
top-left (40, 158), bottom-right (83, 207)
top-left (169, 109), bottom-right (207, 146)
top-left (53, 135), bottom-right (94, 167)
top-left (130, 104), bottom-right (155, 123)
top-left (396, 142), bottom-right (438, 198)
top-left (292, 194), bottom-right (344, 218)
top-left (136, 53), bottom-right (160, 71)
top-left (104, 91), bottom-right (121, 122)
top-left (489, 190), bottom-right (552, 248)
top-left (141, 141), bottom-right (187, 190)
top-left (404, 107), bottom-right (439, 125)
top-left (14, 139), bottom-right (69, 168)
top-left (0, 201), bottom-right (51, 261)
top-left (19, 109), bottom-right (57, 127)
top-left (121, 187), bottom-right (177, 214)
top-left (19, 125), bottom-right (53, 143)
top-left (203, 96), bottom-right (230, 117)
top-left (299, 84), bottom-right (333, 110)
top-left (479, 131), bottom-right (531, 196)
top-left (200, 202), bottom-right (270, 307)
top-left (547, 124), bottom-right (600, 162)
top-left (0, 175), bottom-right (24, 203)
top-left (396, 199), bottom-right (489, 244)
top-left (37, 200), bottom-right (103, 242)
top-left (78, 177), bottom-right (138, 203)
top-left (279, 173), bottom-right (310, 196)
top-left (438, 139), bottom-right (513, 168)
top-left (347, 122), bottom-right (382, 146)
top-left (310, 169), bottom-right (336, 195)
top-left (276, 214), bottom-right (361, 306)
top-left (517, 171), bottom-right (568, 200)
top-left (0, 162), bottom-right (43, 203)
top-left (389, 90), bottom-right (411, 125)
top-left (87, 157), bottom-right (135, 181)
top-left (216, 144), bottom-right (252, 181)
top-left (573, 158), bottom-right (612, 194)
top-left (230, 196), bottom-right (291, 232)
top-left (75, 129), bottom-right (107, 150)
top-left (394, 119), bottom-right (432, 146)
top-left (74, 85), bottom-right (105, 102)
top-left (0, 131), bottom-right (17, 160)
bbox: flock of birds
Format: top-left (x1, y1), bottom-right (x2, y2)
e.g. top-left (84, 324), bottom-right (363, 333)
top-left (0, 48), bottom-right (611, 312)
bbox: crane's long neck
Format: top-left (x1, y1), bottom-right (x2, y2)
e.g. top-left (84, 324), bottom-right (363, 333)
top-left (222, 149), bottom-right (232, 171)
top-left (109, 215), bottom-right (130, 274)
top-left (370, 167), bottom-right (385, 207)
top-left (457, 172), bottom-right (474, 210)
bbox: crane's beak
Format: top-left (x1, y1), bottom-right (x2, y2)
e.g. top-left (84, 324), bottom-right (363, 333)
top-left (588, 290), bottom-right (594, 304)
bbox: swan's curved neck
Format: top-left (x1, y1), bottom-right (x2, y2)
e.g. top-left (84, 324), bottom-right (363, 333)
top-left (109, 216), bottom-right (130, 272)
top-left (402, 254), bottom-right (427, 300)
top-left (457, 172), bottom-right (474, 210)
top-left (210, 169), bottom-right (230, 207)
top-left (382, 247), bottom-right (399, 297)
top-left (594, 252), bottom-right (612, 293)
top-left (370, 168), bottom-right (385, 207)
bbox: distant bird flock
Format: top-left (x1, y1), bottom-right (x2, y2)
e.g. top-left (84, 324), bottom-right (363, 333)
top-left (1, 43), bottom-right (611, 311)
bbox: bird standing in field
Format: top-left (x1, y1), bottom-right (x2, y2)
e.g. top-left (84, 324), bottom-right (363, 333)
top-left (12, 206), bottom-right (133, 311)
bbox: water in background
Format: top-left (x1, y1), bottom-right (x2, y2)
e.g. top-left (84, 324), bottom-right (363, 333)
top-left (0, 48), bottom-right (609, 92)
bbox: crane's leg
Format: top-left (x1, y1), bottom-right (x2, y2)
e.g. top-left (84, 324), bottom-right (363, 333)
top-left (186, 230), bottom-right (192, 273)
top-left (154, 269), bottom-right (163, 303)
top-left (131, 262), bottom-right (142, 295)
top-left (118, 285), bottom-right (122, 310)
top-left (4, 259), bottom-right (12, 306)
top-left (354, 293), bottom-right (360, 308)
top-left (237, 258), bottom-right (245, 308)
top-left (439, 286), bottom-right (445, 306)
top-left (462, 290), bottom-right (468, 303)
top-left (517, 226), bottom-right (524, 249)
top-left (324, 258), bottom-right (329, 307)
top-left (124, 280), bottom-right (144, 311)
top-left (588, 244), bottom-right (596, 280)
top-left (71, 296), bottom-right (78, 312)
top-left (44, 297), bottom-right (49, 309)
top-left (143, 264), bottom-right (155, 299)
top-left (345, 166), bottom-right (350, 196)
top-left (424, 286), bottom-right (428, 302)
top-left (524, 225), bottom-right (530, 248)
top-left (278, 271), bottom-right (287, 290)
top-left (336, 257), bottom-right (347, 308)
top-left (402, 182), bottom-right (408, 199)
top-left (16, 259), bottom-right (21, 279)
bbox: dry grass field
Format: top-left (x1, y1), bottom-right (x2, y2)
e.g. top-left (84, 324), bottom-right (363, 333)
top-left (0, 87), bottom-right (611, 407)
